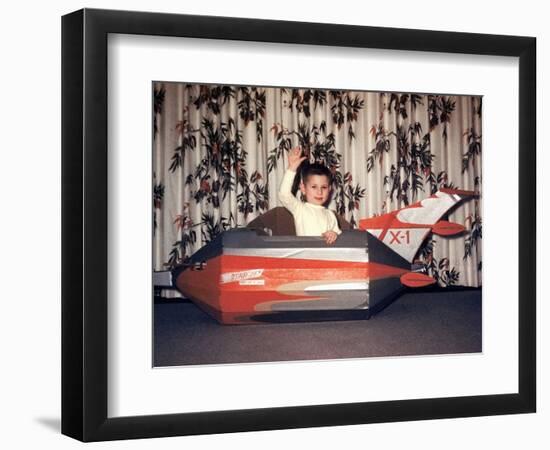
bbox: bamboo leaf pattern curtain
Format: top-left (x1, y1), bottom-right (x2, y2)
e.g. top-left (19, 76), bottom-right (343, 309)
top-left (153, 83), bottom-right (482, 289)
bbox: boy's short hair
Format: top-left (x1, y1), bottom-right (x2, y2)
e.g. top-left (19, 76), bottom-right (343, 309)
top-left (290, 161), bottom-right (333, 195)
top-left (300, 162), bottom-right (332, 184)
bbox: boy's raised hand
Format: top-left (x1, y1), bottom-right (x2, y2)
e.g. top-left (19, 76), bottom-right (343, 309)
top-left (288, 146), bottom-right (307, 171)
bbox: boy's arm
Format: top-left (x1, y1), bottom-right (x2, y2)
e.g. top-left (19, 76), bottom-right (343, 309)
top-left (322, 213), bottom-right (341, 244)
top-left (279, 147), bottom-right (307, 214)
top-left (328, 211), bottom-right (342, 235)
top-left (278, 169), bottom-right (301, 214)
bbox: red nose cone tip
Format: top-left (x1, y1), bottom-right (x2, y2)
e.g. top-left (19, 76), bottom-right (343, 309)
top-left (400, 272), bottom-right (437, 288)
top-left (439, 187), bottom-right (478, 197)
top-left (432, 220), bottom-right (465, 236)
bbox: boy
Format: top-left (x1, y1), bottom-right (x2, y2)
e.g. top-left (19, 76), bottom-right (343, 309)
top-left (278, 147), bottom-right (341, 244)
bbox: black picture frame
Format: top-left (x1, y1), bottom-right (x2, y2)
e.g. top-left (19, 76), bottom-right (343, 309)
top-left (62, 8), bottom-right (536, 442)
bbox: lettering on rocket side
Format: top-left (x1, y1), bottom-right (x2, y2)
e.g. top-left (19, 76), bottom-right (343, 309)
top-left (374, 228), bottom-right (431, 262)
top-left (220, 269), bottom-right (264, 284)
top-left (389, 230), bottom-right (410, 244)
top-left (239, 279), bottom-right (265, 286)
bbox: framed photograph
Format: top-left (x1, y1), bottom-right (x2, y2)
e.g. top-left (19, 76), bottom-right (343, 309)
top-left (152, 79), bottom-right (484, 365)
top-left (62, 8), bottom-right (536, 441)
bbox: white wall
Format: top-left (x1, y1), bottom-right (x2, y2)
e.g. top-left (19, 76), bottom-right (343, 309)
top-left (0, 1), bottom-right (546, 448)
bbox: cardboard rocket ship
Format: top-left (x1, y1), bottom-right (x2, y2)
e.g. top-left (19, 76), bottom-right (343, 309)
top-left (172, 189), bottom-right (475, 324)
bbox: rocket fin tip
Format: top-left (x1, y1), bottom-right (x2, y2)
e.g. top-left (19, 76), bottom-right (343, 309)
top-left (400, 272), bottom-right (437, 288)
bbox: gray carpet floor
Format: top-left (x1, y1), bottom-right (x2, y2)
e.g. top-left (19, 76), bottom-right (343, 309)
top-left (154, 289), bottom-right (481, 367)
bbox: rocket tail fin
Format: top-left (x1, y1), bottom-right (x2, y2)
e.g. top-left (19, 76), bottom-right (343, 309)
top-left (359, 190), bottom-right (476, 262)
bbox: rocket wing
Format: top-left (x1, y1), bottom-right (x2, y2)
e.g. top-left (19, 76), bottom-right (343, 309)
top-left (358, 189), bottom-right (476, 263)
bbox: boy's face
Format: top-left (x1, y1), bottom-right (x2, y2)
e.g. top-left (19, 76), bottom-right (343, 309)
top-left (300, 174), bottom-right (331, 206)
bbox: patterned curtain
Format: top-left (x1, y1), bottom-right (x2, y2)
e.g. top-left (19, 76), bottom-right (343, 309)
top-left (153, 83), bottom-right (482, 291)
